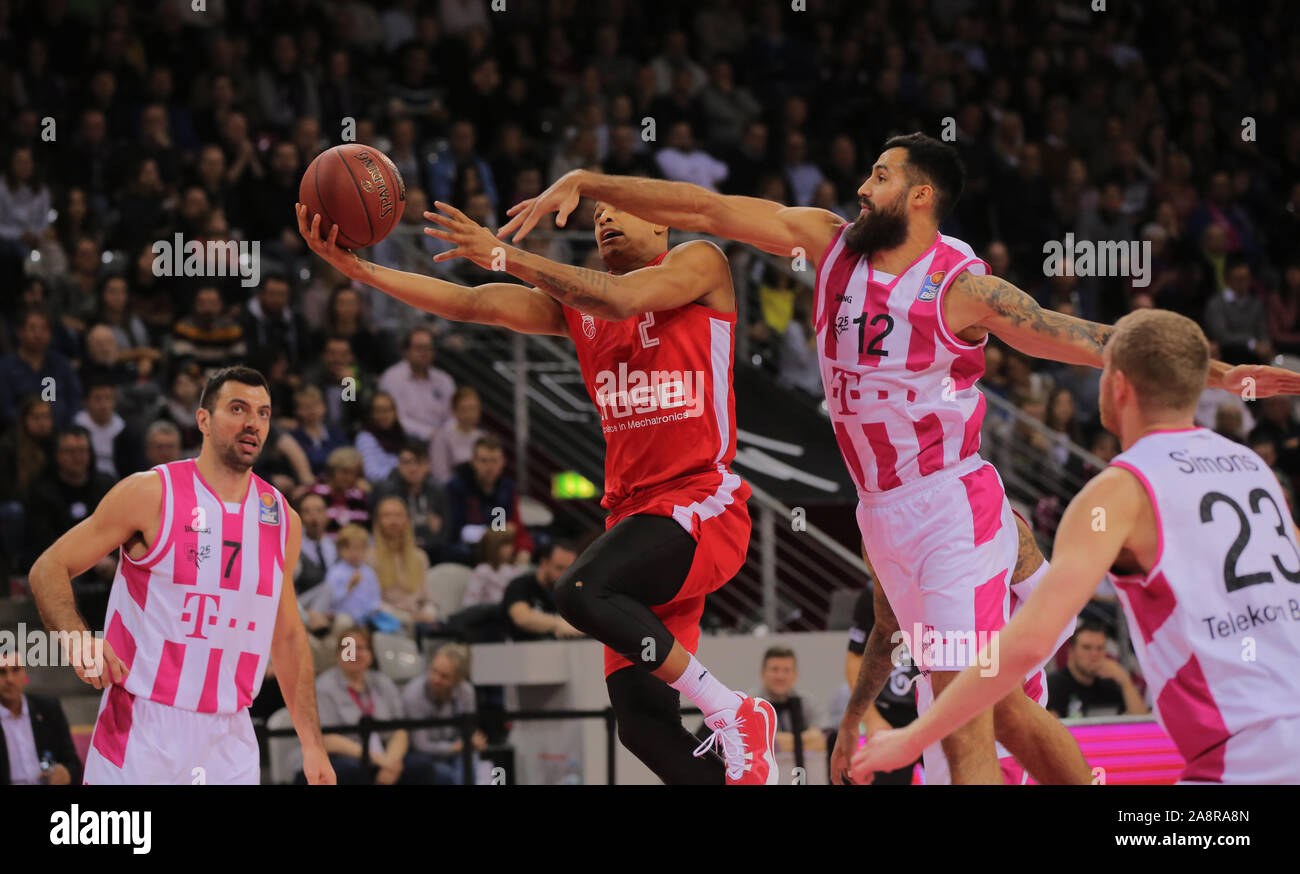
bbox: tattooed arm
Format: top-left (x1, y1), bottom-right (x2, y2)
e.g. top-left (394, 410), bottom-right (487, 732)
top-left (845, 578), bottom-right (903, 721)
top-left (943, 271), bottom-right (1113, 367)
top-left (943, 271), bottom-right (1300, 396)
top-left (420, 200), bottom-right (734, 320)
top-left (831, 573), bottom-right (901, 784)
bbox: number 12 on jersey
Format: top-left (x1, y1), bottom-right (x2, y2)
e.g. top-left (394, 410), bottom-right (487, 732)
top-left (853, 311), bottom-right (894, 356)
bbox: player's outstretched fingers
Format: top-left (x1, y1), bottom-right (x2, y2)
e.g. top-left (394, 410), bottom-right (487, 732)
top-left (498, 199), bottom-right (535, 239)
top-left (555, 190), bottom-right (581, 228)
top-left (433, 200), bottom-right (471, 224)
top-left (423, 209), bottom-right (458, 229)
top-left (505, 201), bottom-right (543, 242)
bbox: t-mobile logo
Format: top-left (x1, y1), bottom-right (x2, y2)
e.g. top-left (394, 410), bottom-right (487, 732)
top-left (829, 366), bottom-right (862, 416)
top-left (181, 592), bottom-right (222, 640)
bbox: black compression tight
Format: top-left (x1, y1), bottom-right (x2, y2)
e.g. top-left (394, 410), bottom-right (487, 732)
top-left (552, 514), bottom-right (696, 671)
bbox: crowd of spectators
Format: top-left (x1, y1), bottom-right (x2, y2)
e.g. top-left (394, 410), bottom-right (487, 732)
top-left (3, 0), bottom-right (1298, 541)
top-left (1, 0), bottom-right (1298, 780)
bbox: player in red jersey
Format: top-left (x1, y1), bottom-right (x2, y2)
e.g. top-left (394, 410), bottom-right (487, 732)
top-left (297, 202), bottom-right (778, 785)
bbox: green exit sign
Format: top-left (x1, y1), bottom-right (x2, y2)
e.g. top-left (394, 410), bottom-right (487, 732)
top-left (552, 471), bottom-right (598, 499)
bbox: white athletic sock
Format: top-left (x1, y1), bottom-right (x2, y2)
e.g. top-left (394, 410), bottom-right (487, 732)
top-left (670, 654), bottom-right (744, 718)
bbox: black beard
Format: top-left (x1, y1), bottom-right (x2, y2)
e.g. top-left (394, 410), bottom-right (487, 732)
top-left (843, 202), bottom-right (909, 256)
top-left (219, 438), bottom-right (260, 473)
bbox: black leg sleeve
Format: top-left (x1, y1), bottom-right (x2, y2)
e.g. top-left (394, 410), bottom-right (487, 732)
top-left (553, 515), bottom-right (696, 671)
top-left (606, 666), bottom-right (724, 785)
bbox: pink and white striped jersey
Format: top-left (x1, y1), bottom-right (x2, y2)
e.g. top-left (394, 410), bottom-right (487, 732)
top-left (1107, 427), bottom-right (1300, 783)
top-left (814, 227), bottom-right (990, 494)
top-left (101, 458), bottom-right (288, 715)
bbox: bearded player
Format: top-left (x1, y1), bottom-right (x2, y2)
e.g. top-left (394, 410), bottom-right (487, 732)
top-left (297, 201), bottom-right (777, 785)
top-left (29, 366), bottom-right (334, 784)
top-left (504, 133), bottom-right (1300, 783)
top-left (856, 310), bottom-right (1300, 784)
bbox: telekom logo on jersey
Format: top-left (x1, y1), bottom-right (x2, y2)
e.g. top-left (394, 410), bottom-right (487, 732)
top-left (593, 363), bottom-right (707, 421)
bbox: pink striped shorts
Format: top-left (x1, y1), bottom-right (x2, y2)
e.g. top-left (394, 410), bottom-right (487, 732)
top-left (856, 453), bottom-right (1018, 672)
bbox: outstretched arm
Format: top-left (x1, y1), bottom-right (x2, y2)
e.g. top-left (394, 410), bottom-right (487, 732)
top-left (296, 204), bottom-right (568, 337)
top-left (428, 202), bottom-right (731, 320)
top-left (851, 468), bottom-right (1140, 779)
top-left (499, 169), bottom-right (845, 262)
top-left (946, 271), bottom-right (1300, 397)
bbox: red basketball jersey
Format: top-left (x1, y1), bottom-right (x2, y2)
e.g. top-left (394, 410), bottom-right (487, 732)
top-left (560, 252), bottom-right (747, 520)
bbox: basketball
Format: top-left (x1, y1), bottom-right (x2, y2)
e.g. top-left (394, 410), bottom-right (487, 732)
top-left (298, 144), bottom-right (406, 250)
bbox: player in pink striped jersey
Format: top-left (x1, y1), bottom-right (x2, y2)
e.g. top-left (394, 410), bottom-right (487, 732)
top-left (857, 310), bottom-right (1300, 784)
top-left (29, 366), bottom-right (334, 785)
top-left (504, 133), bottom-right (1300, 783)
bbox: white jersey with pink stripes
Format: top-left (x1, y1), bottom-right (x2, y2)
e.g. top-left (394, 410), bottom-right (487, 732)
top-left (101, 458), bottom-right (288, 717)
top-left (1107, 427), bottom-right (1300, 783)
top-left (814, 227), bottom-right (989, 495)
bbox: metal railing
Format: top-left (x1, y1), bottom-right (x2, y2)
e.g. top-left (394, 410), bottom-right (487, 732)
top-left (978, 386), bottom-right (1106, 537)
top-left (432, 325), bottom-right (872, 632)
top-left (256, 698), bottom-right (817, 785)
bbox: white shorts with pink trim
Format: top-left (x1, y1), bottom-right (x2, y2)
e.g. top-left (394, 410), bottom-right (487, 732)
top-left (912, 560), bottom-right (1066, 785)
top-left (857, 453), bottom-right (1018, 673)
top-left (83, 684), bottom-right (259, 785)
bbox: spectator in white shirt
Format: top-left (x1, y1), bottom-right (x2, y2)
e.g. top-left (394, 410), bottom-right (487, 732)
top-left (378, 325), bottom-right (456, 441)
top-left (0, 147), bottom-right (52, 256)
top-left (430, 386), bottom-right (486, 484)
top-left (655, 121), bottom-right (728, 192)
top-left (461, 529), bottom-right (519, 607)
top-left (73, 378), bottom-right (125, 478)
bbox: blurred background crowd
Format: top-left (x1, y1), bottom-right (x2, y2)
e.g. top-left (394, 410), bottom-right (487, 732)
top-left (1, 0), bottom-right (1298, 781)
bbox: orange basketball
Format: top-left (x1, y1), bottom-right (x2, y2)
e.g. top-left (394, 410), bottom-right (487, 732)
top-left (299, 143), bottom-right (406, 250)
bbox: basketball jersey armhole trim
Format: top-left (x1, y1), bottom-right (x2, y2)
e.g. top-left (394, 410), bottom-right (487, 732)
top-left (934, 257), bottom-right (992, 352)
top-left (813, 223), bottom-right (850, 316)
top-left (687, 300), bottom-right (739, 320)
top-left (277, 490), bottom-right (289, 573)
top-left (1109, 460), bottom-right (1165, 577)
top-left (124, 465), bottom-right (173, 569)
